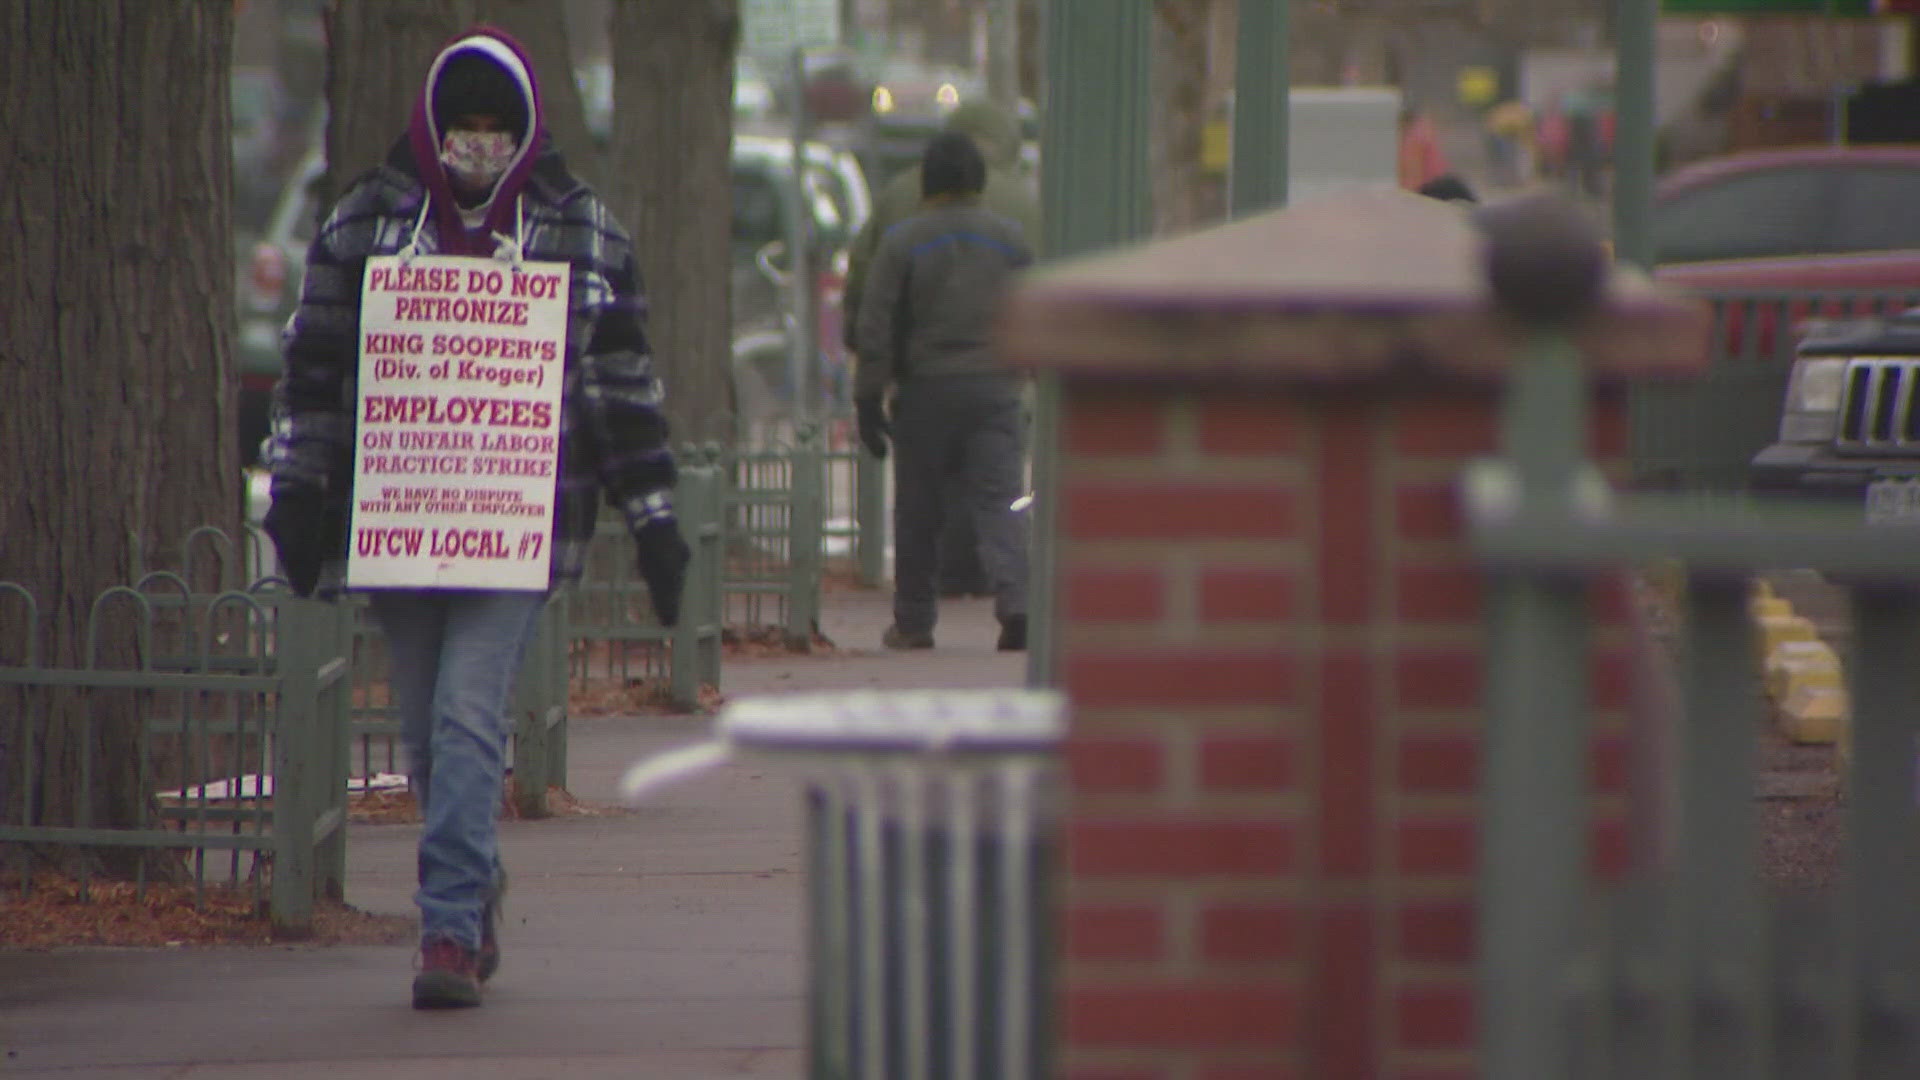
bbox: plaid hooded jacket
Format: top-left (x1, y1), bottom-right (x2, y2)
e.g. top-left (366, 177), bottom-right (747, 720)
top-left (267, 28), bottom-right (674, 590)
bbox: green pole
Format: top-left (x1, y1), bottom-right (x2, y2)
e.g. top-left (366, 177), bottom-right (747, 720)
top-left (1612, 0), bottom-right (1657, 268)
top-left (1028, 0), bottom-right (1153, 689)
top-left (1479, 331), bottom-right (1591, 1080)
top-left (1231, 0), bottom-right (1290, 215)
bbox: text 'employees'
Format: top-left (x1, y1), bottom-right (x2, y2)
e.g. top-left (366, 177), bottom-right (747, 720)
top-left (362, 394), bottom-right (553, 428)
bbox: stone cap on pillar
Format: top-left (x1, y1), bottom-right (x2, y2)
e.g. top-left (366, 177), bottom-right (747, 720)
top-left (1001, 187), bottom-right (1710, 382)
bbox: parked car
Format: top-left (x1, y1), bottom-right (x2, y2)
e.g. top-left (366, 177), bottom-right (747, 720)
top-left (233, 133), bottom-right (873, 459)
top-left (728, 135), bottom-right (872, 419)
top-left (1652, 145), bottom-right (1920, 274)
top-left (1749, 309), bottom-right (1920, 512)
top-left (1628, 145), bottom-right (1920, 503)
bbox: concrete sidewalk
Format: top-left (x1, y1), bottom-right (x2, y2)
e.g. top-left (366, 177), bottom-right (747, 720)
top-left (0, 590), bottom-right (1024, 1078)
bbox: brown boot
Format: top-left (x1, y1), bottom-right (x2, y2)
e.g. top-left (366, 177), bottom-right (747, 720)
top-left (413, 937), bottom-right (482, 1009)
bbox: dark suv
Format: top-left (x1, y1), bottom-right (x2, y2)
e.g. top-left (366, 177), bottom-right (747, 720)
top-left (1751, 310), bottom-right (1920, 519)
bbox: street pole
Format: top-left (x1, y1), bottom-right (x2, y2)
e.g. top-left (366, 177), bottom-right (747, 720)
top-left (987, 0), bottom-right (1020, 113)
top-left (1028, 0), bottom-right (1153, 689)
top-left (1612, 0), bottom-right (1657, 269)
top-left (787, 45), bottom-right (817, 425)
top-left (1231, 0), bottom-right (1290, 215)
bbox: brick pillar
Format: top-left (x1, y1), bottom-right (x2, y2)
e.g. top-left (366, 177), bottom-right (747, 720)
top-left (1001, 190), bottom-right (1707, 1080)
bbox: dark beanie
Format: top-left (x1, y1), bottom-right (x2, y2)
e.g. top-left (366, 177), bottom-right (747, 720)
top-left (432, 49), bottom-right (528, 140)
top-left (922, 131), bottom-right (986, 199)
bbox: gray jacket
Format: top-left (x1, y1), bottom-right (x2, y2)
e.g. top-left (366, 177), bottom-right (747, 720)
top-left (853, 198), bottom-right (1033, 401)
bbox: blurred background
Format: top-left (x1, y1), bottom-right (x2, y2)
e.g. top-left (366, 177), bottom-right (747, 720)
top-left (226, 0), bottom-right (1920, 457)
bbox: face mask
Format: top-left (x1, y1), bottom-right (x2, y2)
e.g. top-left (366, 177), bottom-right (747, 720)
top-left (440, 129), bottom-right (517, 188)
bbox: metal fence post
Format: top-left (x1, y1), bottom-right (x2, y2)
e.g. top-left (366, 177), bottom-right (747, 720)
top-left (513, 601), bottom-right (559, 819)
top-left (1478, 328), bottom-right (1592, 1080)
top-left (316, 597), bottom-right (354, 899)
top-left (855, 448), bottom-right (888, 588)
top-left (271, 595), bottom-right (322, 936)
top-left (787, 422), bottom-right (825, 649)
top-left (1612, 0), bottom-right (1657, 270)
top-left (671, 447), bottom-right (725, 709)
top-left (1230, 0), bottom-right (1290, 216)
top-left (550, 591), bottom-right (572, 785)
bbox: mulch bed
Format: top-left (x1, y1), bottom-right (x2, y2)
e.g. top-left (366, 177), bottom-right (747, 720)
top-left (0, 874), bottom-right (413, 950)
top-left (721, 624), bottom-right (839, 658)
top-left (2, 778), bottom-right (625, 950)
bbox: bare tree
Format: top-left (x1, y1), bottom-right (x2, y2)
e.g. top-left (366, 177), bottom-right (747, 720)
top-left (0, 0), bottom-right (236, 876)
top-left (479, 0), bottom-right (605, 188)
top-left (321, 0), bottom-right (465, 203)
top-left (607, 0), bottom-right (740, 442)
top-left (1151, 0), bottom-right (1220, 235)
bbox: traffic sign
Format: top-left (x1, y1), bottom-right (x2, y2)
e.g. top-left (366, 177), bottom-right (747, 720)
top-left (741, 0), bottom-right (841, 59)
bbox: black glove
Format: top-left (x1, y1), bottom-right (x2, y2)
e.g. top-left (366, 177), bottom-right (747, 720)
top-left (634, 519), bottom-right (692, 628)
top-left (856, 397), bottom-right (891, 460)
top-left (263, 489), bottom-right (329, 598)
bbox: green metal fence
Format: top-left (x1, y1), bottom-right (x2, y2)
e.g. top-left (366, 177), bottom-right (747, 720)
top-left (564, 444), bottom-right (727, 716)
top-left (1630, 288), bottom-right (1920, 497)
top-left (0, 579), bottom-right (350, 936)
top-left (725, 424), bottom-right (828, 647)
top-left (0, 448), bottom-right (731, 921)
top-left (1473, 319), bottom-right (1920, 1078)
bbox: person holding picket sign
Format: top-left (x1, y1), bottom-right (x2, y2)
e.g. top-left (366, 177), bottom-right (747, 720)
top-left (262, 26), bottom-right (687, 1009)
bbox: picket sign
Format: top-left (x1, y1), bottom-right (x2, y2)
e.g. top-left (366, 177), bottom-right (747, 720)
top-left (347, 254), bottom-right (570, 590)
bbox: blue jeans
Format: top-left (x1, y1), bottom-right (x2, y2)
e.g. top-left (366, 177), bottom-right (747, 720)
top-left (369, 589), bottom-right (547, 949)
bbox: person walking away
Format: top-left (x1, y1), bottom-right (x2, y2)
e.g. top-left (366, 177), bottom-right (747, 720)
top-left (853, 131), bottom-right (1034, 652)
top-left (843, 101), bottom-right (1039, 598)
top-left (263, 27), bottom-right (688, 1009)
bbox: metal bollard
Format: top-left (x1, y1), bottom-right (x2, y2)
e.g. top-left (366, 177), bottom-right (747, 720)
top-left (619, 689), bottom-right (1065, 1080)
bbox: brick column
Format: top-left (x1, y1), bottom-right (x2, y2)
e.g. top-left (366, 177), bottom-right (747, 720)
top-left (1002, 190), bottom-right (1708, 1080)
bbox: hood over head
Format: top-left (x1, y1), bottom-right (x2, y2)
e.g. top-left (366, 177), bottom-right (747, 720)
top-left (408, 27), bottom-right (545, 256)
top-left (943, 100), bottom-right (1021, 169)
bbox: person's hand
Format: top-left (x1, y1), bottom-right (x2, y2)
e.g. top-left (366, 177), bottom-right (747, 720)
top-left (264, 489), bottom-right (328, 598)
top-left (856, 397), bottom-right (890, 459)
top-left (634, 519), bottom-right (691, 627)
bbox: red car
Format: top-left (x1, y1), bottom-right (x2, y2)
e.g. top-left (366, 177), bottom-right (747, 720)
top-left (1653, 144), bottom-right (1920, 293)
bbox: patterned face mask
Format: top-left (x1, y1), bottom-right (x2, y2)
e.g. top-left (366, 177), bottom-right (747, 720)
top-left (440, 129), bottom-right (517, 189)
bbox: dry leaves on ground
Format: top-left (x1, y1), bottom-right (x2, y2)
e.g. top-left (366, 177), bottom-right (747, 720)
top-left (819, 565), bottom-right (873, 594)
top-left (722, 624), bottom-right (839, 658)
top-left (350, 780), bottom-right (627, 823)
top-left (569, 677), bottom-right (725, 716)
top-left (0, 874), bottom-right (412, 950)
top-left (3, 778), bottom-right (621, 950)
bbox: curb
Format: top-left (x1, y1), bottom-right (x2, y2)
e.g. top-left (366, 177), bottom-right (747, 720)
top-left (1752, 579), bottom-right (1849, 759)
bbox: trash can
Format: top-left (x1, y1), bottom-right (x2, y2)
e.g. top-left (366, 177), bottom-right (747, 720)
top-left (619, 689), bottom-right (1066, 1080)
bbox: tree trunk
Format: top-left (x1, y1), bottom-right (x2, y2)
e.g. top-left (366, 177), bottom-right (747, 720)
top-left (0, 0), bottom-right (236, 876)
top-left (321, 0), bottom-right (466, 205)
top-left (475, 0), bottom-right (604, 188)
top-left (1151, 0), bottom-right (1218, 235)
top-left (607, 0), bottom-right (740, 443)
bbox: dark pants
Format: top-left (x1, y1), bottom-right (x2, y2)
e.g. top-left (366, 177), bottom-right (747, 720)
top-left (937, 476), bottom-right (987, 595)
top-left (892, 375), bottom-right (1029, 635)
